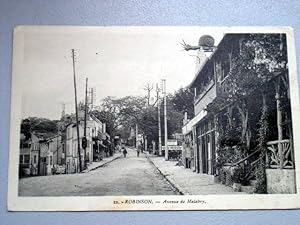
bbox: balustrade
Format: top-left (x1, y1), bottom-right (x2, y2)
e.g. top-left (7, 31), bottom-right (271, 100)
top-left (266, 139), bottom-right (294, 169)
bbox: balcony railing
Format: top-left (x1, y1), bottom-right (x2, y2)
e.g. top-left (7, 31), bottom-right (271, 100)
top-left (266, 139), bottom-right (294, 169)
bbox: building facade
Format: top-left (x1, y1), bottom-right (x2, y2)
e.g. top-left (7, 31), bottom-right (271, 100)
top-left (182, 34), bottom-right (295, 193)
top-left (19, 132), bottom-right (65, 177)
top-left (65, 113), bottom-right (109, 174)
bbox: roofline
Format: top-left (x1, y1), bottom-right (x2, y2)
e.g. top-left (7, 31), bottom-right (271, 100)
top-left (189, 34), bottom-right (228, 88)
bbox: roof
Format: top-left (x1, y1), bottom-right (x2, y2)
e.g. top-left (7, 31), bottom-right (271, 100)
top-left (189, 34), bottom-right (244, 88)
top-left (33, 132), bottom-right (58, 140)
top-left (189, 51), bottom-right (214, 88)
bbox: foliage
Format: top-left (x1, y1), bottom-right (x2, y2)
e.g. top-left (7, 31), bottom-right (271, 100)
top-left (215, 145), bottom-right (247, 170)
top-left (138, 106), bottom-right (159, 143)
top-left (232, 166), bottom-right (247, 184)
top-left (92, 90), bottom-right (188, 147)
top-left (92, 95), bottom-right (147, 137)
top-left (254, 158), bottom-right (267, 193)
top-left (225, 169), bottom-right (233, 186)
top-left (253, 93), bottom-right (269, 193)
top-left (211, 34), bottom-right (288, 172)
top-left (219, 168), bottom-right (227, 184)
top-left (207, 33), bottom-right (287, 122)
top-left (170, 87), bottom-right (195, 119)
top-left (21, 117), bottom-right (58, 140)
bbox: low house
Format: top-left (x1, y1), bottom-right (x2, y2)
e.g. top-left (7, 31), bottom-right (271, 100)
top-left (19, 134), bottom-right (31, 176)
top-left (19, 133), bottom-right (41, 176)
top-left (39, 135), bottom-right (64, 175)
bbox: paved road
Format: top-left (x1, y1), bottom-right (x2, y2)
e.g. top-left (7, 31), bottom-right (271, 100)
top-left (19, 148), bottom-right (179, 196)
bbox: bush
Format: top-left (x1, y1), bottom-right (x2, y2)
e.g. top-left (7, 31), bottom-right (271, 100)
top-left (225, 169), bottom-right (233, 186)
top-left (232, 166), bottom-right (246, 184)
top-left (219, 168), bottom-right (227, 184)
top-left (254, 158), bottom-right (267, 193)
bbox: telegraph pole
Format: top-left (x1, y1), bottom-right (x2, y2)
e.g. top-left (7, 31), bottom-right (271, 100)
top-left (162, 79), bottom-right (168, 160)
top-left (71, 49), bottom-right (82, 172)
top-left (83, 77), bottom-right (88, 169)
top-left (156, 83), bottom-right (162, 156)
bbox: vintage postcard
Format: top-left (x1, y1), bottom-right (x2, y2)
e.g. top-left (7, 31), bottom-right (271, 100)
top-left (8, 26), bottom-right (300, 211)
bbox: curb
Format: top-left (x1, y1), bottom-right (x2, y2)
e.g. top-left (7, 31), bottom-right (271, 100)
top-left (82, 155), bottom-right (122, 173)
top-left (146, 154), bottom-right (186, 195)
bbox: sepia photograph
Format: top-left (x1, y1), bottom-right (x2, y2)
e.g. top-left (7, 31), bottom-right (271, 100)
top-left (8, 26), bottom-right (300, 211)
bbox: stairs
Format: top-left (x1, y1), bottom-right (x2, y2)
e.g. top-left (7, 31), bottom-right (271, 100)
top-left (241, 180), bottom-right (257, 194)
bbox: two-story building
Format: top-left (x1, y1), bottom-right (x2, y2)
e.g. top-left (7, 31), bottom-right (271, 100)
top-left (19, 132), bottom-right (64, 176)
top-left (182, 33), bottom-right (295, 193)
top-left (38, 134), bottom-right (64, 175)
top-left (65, 112), bottom-right (109, 173)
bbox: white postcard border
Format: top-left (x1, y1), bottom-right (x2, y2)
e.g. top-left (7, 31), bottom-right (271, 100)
top-left (7, 26), bottom-right (300, 211)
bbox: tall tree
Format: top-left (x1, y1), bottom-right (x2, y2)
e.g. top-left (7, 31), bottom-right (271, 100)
top-left (170, 87), bottom-right (195, 118)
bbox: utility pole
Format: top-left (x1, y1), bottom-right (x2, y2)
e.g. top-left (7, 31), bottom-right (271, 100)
top-left (162, 79), bottom-right (168, 160)
top-left (156, 83), bottom-right (162, 156)
top-left (83, 77), bottom-right (88, 169)
top-left (71, 49), bottom-right (82, 172)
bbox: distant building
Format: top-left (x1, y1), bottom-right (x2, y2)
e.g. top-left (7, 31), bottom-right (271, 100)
top-left (65, 112), bottom-right (109, 173)
top-left (19, 134), bottom-right (31, 176)
top-left (19, 132), bottom-right (64, 176)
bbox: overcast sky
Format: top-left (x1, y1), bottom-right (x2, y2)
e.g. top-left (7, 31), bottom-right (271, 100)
top-left (20, 27), bottom-right (223, 120)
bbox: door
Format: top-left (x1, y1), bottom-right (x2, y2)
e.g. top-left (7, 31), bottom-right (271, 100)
top-left (211, 131), bottom-right (216, 174)
top-left (202, 135), bottom-right (209, 174)
top-left (196, 136), bottom-right (201, 173)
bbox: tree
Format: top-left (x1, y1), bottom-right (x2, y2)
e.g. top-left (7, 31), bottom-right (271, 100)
top-left (92, 95), bottom-right (147, 138)
top-left (20, 117), bottom-right (59, 139)
top-left (208, 34), bottom-right (288, 150)
top-left (138, 106), bottom-right (158, 144)
top-left (170, 87), bottom-right (195, 118)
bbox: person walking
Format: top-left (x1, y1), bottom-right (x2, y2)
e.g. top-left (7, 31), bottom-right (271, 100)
top-left (137, 147), bottom-right (140, 157)
top-left (122, 147), bottom-right (127, 158)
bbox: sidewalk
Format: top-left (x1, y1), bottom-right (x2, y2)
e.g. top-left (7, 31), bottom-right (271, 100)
top-left (82, 152), bottom-right (122, 173)
top-left (147, 154), bottom-right (246, 195)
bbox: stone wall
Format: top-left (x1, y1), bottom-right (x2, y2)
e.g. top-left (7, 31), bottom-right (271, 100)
top-left (266, 169), bottom-right (296, 194)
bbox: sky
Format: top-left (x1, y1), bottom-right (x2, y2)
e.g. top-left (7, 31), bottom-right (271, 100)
top-left (20, 26), bottom-right (223, 120)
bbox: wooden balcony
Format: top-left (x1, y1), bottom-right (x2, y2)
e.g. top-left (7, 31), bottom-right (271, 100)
top-left (266, 139), bottom-right (294, 169)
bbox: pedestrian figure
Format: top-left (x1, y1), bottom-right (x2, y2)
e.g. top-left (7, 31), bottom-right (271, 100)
top-left (137, 141), bottom-right (142, 157)
top-left (122, 147), bottom-right (127, 158)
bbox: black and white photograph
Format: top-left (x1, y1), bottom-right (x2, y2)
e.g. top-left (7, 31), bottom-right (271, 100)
top-left (8, 26), bottom-right (300, 211)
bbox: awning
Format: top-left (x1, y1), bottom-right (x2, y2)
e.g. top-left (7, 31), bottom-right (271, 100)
top-left (182, 109), bottom-right (207, 135)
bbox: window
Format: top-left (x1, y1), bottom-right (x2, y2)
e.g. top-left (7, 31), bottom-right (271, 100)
top-left (24, 155), bottom-right (30, 164)
top-left (34, 155), bottom-right (37, 164)
top-left (50, 156), bottom-right (53, 165)
top-left (19, 155), bottom-right (23, 164)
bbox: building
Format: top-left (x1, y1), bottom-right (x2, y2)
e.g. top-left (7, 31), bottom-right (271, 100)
top-left (39, 135), bottom-right (64, 175)
top-left (19, 132), bottom-right (64, 176)
top-left (65, 112), bottom-right (109, 173)
top-left (19, 134), bottom-right (32, 176)
top-left (182, 34), bottom-right (295, 193)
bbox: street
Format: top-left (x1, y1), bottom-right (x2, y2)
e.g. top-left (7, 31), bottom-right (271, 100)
top-left (19, 148), bottom-right (179, 196)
